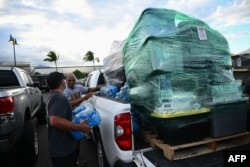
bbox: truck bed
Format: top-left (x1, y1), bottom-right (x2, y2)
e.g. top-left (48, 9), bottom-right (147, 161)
top-left (143, 149), bottom-right (223, 167)
top-left (145, 144), bottom-right (250, 167)
top-left (132, 126), bottom-right (250, 167)
top-left (134, 133), bottom-right (250, 167)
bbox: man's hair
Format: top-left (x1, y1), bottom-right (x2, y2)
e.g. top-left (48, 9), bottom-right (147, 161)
top-left (66, 73), bottom-right (77, 80)
top-left (47, 71), bottom-right (65, 89)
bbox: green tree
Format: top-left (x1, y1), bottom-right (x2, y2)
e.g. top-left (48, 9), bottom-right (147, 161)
top-left (44, 51), bottom-right (59, 71)
top-left (83, 51), bottom-right (100, 70)
top-left (73, 69), bottom-right (87, 79)
top-left (34, 72), bottom-right (41, 75)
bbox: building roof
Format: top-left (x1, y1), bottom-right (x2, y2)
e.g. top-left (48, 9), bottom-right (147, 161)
top-left (232, 48), bottom-right (250, 57)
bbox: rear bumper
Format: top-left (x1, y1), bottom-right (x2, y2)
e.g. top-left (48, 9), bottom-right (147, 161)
top-left (0, 123), bottom-right (17, 153)
top-left (0, 132), bottom-right (17, 153)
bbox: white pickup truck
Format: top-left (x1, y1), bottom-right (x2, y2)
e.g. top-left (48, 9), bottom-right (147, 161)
top-left (85, 70), bottom-right (250, 167)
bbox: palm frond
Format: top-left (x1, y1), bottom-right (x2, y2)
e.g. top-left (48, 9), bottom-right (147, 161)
top-left (44, 50), bottom-right (59, 71)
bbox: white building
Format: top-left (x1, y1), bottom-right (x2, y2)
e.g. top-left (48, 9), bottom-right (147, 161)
top-left (34, 65), bottom-right (103, 75)
top-left (0, 62), bottom-right (102, 75)
top-left (0, 62), bottom-right (34, 74)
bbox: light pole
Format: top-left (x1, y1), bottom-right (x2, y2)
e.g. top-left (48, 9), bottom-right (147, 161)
top-left (8, 34), bottom-right (18, 67)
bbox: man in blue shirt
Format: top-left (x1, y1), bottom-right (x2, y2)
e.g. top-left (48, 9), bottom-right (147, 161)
top-left (64, 73), bottom-right (100, 108)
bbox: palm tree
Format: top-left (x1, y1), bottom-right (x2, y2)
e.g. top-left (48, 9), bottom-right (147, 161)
top-left (83, 51), bottom-right (99, 70)
top-left (44, 51), bottom-right (59, 71)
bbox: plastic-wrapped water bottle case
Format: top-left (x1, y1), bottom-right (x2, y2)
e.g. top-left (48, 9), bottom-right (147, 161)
top-left (70, 102), bottom-right (101, 140)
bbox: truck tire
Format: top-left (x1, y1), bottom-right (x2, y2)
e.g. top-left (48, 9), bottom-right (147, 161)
top-left (17, 120), bottom-right (38, 166)
top-left (95, 131), bottom-right (110, 167)
top-left (36, 101), bottom-right (47, 125)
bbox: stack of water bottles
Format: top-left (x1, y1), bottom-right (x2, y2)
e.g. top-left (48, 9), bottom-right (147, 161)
top-left (100, 84), bottom-right (118, 98)
top-left (115, 82), bottom-right (129, 102)
top-left (70, 102), bottom-right (101, 140)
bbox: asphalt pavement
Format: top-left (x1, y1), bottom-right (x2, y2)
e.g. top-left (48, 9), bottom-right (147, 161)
top-left (35, 120), bottom-right (98, 167)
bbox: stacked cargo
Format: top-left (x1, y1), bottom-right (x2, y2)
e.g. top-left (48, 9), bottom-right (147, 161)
top-left (102, 40), bottom-right (126, 87)
top-left (104, 8), bottom-right (248, 145)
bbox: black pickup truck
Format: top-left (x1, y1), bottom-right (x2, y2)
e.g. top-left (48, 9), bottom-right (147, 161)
top-left (31, 75), bottom-right (50, 92)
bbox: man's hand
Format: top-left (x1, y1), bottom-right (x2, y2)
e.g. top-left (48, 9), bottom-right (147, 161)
top-left (84, 92), bottom-right (94, 100)
top-left (78, 119), bottom-right (92, 133)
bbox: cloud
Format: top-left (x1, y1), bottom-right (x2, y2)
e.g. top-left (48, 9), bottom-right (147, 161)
top-left (226, 30), bottom-right (250, 40)
top-left (0, 0), bottom-right (249, 66)
top-left (206, 0), bottom-right (250, 27)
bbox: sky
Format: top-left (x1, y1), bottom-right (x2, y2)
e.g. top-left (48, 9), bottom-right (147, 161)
top-left (0, 0), bottom-right (250, 67)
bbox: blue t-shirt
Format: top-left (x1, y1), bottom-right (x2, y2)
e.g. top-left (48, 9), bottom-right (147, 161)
top-left (47, 91), bottom-right (76, 157)
top-left (64, 84), bottom-right (89, 100)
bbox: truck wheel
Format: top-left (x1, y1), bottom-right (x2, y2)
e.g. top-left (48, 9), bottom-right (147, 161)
top-left (36, 101), bottom-right (47, 125)
top-left (17, 120), bottom-right (38, 166)
top-left (95, 131), bottom-right (110, 167)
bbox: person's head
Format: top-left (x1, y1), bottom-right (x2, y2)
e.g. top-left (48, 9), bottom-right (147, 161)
top-left (47, 71), bottom-right (66, 90)
top-left (66, 73), bottom-right (77, 89)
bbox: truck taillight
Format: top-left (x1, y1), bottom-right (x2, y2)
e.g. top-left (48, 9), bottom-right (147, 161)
top-left (0, 96), bottom-right (15, 113)
top-left (0, 96), bottom-right (15, 124)
top-left (114, 113), bottom-right (132, 150)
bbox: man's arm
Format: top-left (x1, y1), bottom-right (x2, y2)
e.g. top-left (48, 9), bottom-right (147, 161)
top-left (50, 115), bottom-right (91, 133)
top-left (69, 92), bottom-right (94, 107)
top-left (88, 85), bottom-right (104, 92)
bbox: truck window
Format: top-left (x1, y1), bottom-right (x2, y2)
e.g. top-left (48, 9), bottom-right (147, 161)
top-left (97, 73), bottom-right (106, 85)
top-left (0, 70), bottom-right (19, 87)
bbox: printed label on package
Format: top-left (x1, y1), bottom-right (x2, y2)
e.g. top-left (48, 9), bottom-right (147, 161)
top-left (197, 27), bottom-right (207, 40)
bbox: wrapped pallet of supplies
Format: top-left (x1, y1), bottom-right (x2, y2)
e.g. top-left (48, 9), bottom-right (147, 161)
top-left (103, 40), bottom-right (126, 87)
top-left (122, 8), bottom-right (247, 144)
top-left (122, 7), bottom-right (244, 117)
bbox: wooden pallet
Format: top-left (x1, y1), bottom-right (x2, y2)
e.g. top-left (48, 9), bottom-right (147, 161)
top-left (142, 130), bottom-right (250, 161)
